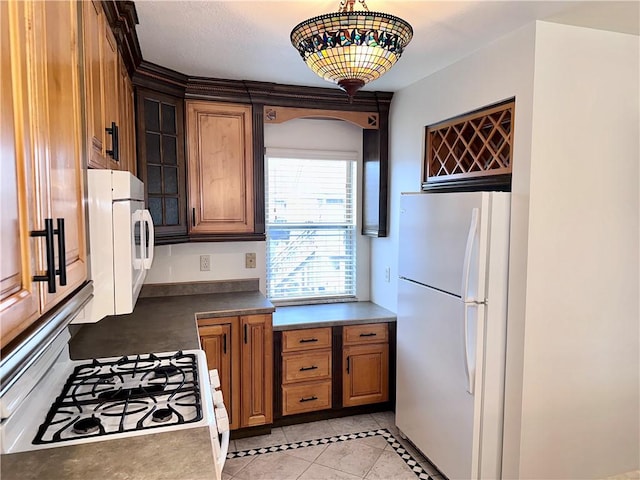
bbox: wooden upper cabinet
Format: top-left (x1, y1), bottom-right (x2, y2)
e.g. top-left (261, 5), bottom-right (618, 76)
top-left (186, 101), bottom-right (254, 235)
top-left (1, 0), bottom-right (87, 348)
top-left (118, 56), bottom-right (136, 175)
top-left (102, 19), bottom-right (120, 167)
top-left (82, 0), bottom-right (135, 173)
top-left (31, 0), bottom-right (87, 312)
top-left (136, 89), bottom-right (187, 241)
top-left (1, 0), bottom-right (39, 348)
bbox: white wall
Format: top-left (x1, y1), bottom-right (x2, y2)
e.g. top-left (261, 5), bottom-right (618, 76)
top-left (371, 23), bottom-right (537, 314)
top-left (146, 117), bottom-right (369, 299)
top-left (515, 22), bottom-right (639, 479)
top-left (379, 17), bottom-right (639, 480)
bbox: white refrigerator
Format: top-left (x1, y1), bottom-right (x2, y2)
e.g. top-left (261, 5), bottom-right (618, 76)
top-left (396, 191), bottom-right (511, 480)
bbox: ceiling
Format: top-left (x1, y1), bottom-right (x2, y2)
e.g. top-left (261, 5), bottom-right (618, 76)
top-left (134, 1), bottom-right (640, 93)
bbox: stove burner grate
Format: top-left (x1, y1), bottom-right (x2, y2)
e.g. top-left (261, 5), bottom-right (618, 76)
top-left (32, 351), bottom-right (203, 445)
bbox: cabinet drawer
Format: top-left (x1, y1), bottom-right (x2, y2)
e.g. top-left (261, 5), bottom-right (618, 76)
top-left (283, 351), bottom-right (331, 384)
top-left (343, 323), bottom-right (388, 346)
top-left (282, 381), bottom-right (332, 415)
top-left (282, 328), bottom-right (332, 352)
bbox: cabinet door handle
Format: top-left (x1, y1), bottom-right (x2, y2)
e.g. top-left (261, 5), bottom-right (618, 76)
top-left (299, 365), bottom-right (318, 372)
top-left (299, 396), bottom-right (318, 403)
top-left (55, 218), bottom-right (67, 286)
top-left (244, 323), bottom-right (248, 344)
top-left (299, 338), bottom-right (318, 343)
top-left (105, 122), bottom-right (119, 161)
top-left (192, 208), bottom-right (196, 227)
top-left (223, 333), bottom-right (227, 354)
top-left (346, 356), bottom-right (350, 374)
top-left (359, 332), bottom-right (377, 337)
top-left (31, 218), bottom-right (56, 293)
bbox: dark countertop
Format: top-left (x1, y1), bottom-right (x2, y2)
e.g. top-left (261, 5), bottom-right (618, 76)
top-left (2, 280), bottom-right (272, 480)
top-left (273, 301), bottom-right (396, 331)
top-left (70, 288), bottom-right (274, 359)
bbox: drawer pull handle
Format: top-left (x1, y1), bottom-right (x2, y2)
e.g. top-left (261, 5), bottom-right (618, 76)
top-left (299, 396), bottom-right (318, 403)
top-left (359, 332), bottom-right (377, 337)
top-left (299, 338), bottom-right (318, 343)
top-left (299, 365), bottom-right (318, 372)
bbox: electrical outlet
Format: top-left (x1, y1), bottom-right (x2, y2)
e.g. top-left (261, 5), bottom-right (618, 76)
top-left (200, 255), bottom-right (211, 271)
top-left (385, 267), bottom-right (391, 283)
top-left (245, 252), bottom-right (256, 269)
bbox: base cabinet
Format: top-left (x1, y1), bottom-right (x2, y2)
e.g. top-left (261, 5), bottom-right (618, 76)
top-left (199, 314), bottom-right (273, 430)
top-left (275, 323), bottom-right (392, 420)
top-left (343, 343), bottom-right (389, 407)
top-left (281, 328), bottom-right (333, 416)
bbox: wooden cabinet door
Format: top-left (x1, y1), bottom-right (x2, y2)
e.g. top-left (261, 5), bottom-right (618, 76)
top-left (0, 0), bottom-right (39, 348)
top-left (240, 314), bottom-right (273, 427)
top-left (102, 17), bottom-right (119, 168)
top-left (29, 0), bottom-right (87, 312)
top-left (199, 322), bottom-right (240, 430)
top-left (118, 56), bottom-right (136, 174)
top-left (343, 343), bottom-right (389, 407)
top-left (82, 0), bottom-right (107, 169)
top-left (186, 101), bottom-right (254, 234)
top-left (136, 89), bottom-right (187, 241)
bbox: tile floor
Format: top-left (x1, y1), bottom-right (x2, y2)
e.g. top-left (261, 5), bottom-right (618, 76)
top-left (223, 412), bottom-right (444, 480)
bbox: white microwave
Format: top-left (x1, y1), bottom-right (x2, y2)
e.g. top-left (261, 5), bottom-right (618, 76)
top-left (81, 170), bottom-right (155, 323)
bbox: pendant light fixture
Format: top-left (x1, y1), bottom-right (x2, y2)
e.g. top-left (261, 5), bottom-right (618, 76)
top-left (290, 0), bottom-right (413, 100)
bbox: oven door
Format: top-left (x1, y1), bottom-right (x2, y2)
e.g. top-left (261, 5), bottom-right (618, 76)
top-left (209, 370), bottom-right (230, 479)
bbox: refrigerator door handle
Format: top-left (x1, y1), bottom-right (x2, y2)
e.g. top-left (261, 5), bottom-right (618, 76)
top-left (464, 303), bottom-right (476, 395)
top-left (461, 208), bottom-right (479, 302)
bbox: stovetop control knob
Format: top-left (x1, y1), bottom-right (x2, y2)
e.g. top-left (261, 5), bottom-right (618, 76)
top-left (209, 369), bottom-right (220, 390)
top-left (212, 389), bottom-right (225, 407)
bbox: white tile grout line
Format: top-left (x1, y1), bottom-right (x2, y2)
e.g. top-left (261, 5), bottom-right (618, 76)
top-left (227, 428), bottom-right (433, 480)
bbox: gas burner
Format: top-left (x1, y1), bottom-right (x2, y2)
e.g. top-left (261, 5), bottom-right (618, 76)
top-left (32, 351), bottom-right (204, 446)
top-left (152, 408), bottom-right (173, 423)
top-left (152, 365), bottom-right (179, 378)
top-left (73, 417), bottom-right (101, 435)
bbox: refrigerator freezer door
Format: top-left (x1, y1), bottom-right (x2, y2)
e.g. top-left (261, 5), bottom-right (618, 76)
top-left (396, 278), bottom-right (480, 480)
top-left (398, 192), bottom-right (489, 298)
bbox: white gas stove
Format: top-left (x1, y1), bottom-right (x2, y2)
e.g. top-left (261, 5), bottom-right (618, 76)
top-left (0, 329), bottom-right (229, 478)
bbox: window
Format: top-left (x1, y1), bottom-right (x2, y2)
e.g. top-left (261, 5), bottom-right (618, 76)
top-left (265, 149), bottom-right (357, 303)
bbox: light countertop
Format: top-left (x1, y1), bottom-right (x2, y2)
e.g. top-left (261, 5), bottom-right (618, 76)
top-left (273, 301), bottom-right (396, 331)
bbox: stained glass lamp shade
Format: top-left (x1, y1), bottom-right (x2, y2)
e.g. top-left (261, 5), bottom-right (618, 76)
top-left (290, 1), bottom-right (413, 99)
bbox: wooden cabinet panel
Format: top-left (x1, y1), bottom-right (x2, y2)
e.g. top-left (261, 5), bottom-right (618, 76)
top-left (241, 314), bottom-right (273, 427)
top-left (198, 313), bottom-right (272, 430)
top-left (136, 89), bottom-right (187, 241)
top-left (102, 22), bottom-right (119, 167)
top-left (30, 0), bottom-right (87, 312)
top-left (82, 0), bottom-right (107, 169)
top-left (118, 56), bottom-right (136, 174)
top-left (1, 0), bottom-right (87, 347)
top-left (199, 322), bottom-right (240, 430)
top-left (0, 0), bottom-right (39, 348)
top-left (186, 101), bottom-right (254, 234)
top-left (282, 327), bottom-right (332, 352)
top-left (343, 343), bottom-right (389, 407)
top-left (283, 351), bottom-right (331, 384)
top-left (343, 323), bottom-right (388, 346)
top-left (282, 381), bottom-right (332, 416)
